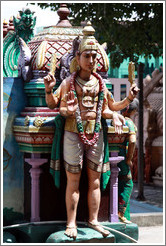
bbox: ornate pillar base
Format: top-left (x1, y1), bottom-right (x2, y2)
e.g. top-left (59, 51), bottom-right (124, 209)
top-left (109, 151), bottom-right (124, 222)
top-left (25, 153), bottom-right (47, 222)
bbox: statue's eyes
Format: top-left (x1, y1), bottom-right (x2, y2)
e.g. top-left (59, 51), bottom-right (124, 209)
top-left (83, 53), bottom-right (96, 59)
top-left (83, 54), bottom-right (90, 58)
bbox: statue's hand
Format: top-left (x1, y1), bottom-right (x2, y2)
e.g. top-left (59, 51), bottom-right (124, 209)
top-left (128, 83), bottom-right (140, 100)
top-left (126, 159), bottom-right (133, 167)
top-left (112, 113), bottom-right (125, 134)
top-left (66, 91), bottom-right (78, 116)
top-left (44, 72), bottom-right (56, 93)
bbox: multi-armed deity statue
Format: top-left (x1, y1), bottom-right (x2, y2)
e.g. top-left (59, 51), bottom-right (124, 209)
top-left (43, 21), bottom-right (139, 239)
top-left (3, 4), bottom-right (139, 242)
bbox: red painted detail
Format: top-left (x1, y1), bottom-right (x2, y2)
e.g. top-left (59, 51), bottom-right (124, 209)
top-left (28, 40), bottom-right (72, 70)
top-left (87, 41), bottom-right (95, 45)
top-left (107, 134), bottom-right (126, 143)
top-left (15, 133), bottom-right (54, 144)
top-left (20, 107), bottom-right (59, 117)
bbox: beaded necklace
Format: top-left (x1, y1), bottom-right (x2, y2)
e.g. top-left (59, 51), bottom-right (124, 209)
top-left (70, 72), bottom-right (104, 146)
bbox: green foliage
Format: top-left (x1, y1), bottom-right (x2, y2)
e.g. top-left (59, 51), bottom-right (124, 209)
top-left (31, 3), bottom-right (163, 68)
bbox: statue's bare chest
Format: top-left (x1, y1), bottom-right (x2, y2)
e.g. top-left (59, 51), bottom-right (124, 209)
top-left (75, 76), bottom-right (99, 108)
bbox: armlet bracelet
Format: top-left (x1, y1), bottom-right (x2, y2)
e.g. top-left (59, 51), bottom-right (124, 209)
top-left (126, 97), bottom-right (133, 103)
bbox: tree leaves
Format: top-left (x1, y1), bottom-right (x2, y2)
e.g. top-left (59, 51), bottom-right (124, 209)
top-left (32, 3), bottom-right (163, 68)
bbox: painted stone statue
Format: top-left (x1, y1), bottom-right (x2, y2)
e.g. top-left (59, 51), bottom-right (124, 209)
top-left (3, 8), bottom-right (36, 77)
top-left (13, 8), bottom-right (36, 42)
top-left (44, 22), bottom-right (139, 239)
top-left (118, 98), bottom-right (139, 223)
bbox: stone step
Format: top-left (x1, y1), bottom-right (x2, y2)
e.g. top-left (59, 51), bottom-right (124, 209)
top-left (130, 212), bottom-right (163, 226)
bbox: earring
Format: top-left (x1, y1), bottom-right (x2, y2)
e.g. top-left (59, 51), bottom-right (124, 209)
top-left (77, 64), bottom-right (80, 71)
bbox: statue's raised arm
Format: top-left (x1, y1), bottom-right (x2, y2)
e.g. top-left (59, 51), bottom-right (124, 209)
top-left (107, 61), bottom-right (139, 112)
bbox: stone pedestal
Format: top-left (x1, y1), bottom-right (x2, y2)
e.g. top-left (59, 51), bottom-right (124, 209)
top-left (3, 221), bottom-right (139, 243)
top-left (109, 152), bottom-right (124, 222)
top-left (25, 153), bottom-right (47, 222)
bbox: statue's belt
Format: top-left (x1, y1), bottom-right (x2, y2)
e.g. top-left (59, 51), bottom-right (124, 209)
top-left (64, 117), bottom-right (102, 134)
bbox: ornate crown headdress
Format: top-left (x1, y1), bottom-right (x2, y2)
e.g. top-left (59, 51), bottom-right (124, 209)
top-left (78, 21), bottom-right (98, 53)
top-left (70, 21), bottom-right (109, 73)
top-left (70, 21), bottom-right (98, 73)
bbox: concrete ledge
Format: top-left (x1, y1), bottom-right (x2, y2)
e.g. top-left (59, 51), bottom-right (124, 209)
top-left (130, 212), bottom-right (163, 226)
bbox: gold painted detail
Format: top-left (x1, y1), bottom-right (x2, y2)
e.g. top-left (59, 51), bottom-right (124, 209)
top-left (50, 159), bottom-right (60, 171)
top-left (35, 41), bottom-right (48, 69)
top-left (107, 125), bottom-right (129, 134)
top-left (54, 87), bottom-right (60, 100)
top-left (13, 125), bottom-right (55, 133)
top-left (70, 22), bottom-right (98, 73)
top-left (107, 91), bottom-right (115, 102)
top-left (128, 61), bottom-right (135, 85)
top-left (33, 116), bottom-right (48, 127)
top-left (65, 118), bottom-right (102, 134)
top-left (50, 53), bottom-right (57, 75)
top-left (79, 21), bottom-right (98, 53)
top-left (69, 57), bottom-right (78, 74)
top-left (78, 95), bottom-right (98, 102)
top-left (24, 116), bottom-right (30, 126)
top-left (97, 43), bottom-right (109, 71)
top-left (82, 96), bottom-right (95, 108)
top-left (76, 75), bottom-right (98, 87)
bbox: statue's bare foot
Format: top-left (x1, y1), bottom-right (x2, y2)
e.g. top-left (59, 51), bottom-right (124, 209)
top-left (119, 215), bottom-right (132, 224)
top-left (88, 221), bottom-right (110, 237)
top-left (64, 225), bottom-right (77, 240)
top-left (118, 212), bottom-right (132, 224)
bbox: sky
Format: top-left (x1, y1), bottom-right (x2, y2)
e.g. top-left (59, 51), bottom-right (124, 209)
top-left (1, 1), bottom-right (59, 33)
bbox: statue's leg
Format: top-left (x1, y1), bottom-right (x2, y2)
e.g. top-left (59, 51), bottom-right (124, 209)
top-left (87, 167), bottom-right (101, 223)
top-left (63, 131), bottom-right (84, 239)
top-left (64, 170), bottom-right (81, 239)
top-left (84, 130), bottom-right (109, 237)
top-left (86, 167), bottom-right (110, 237)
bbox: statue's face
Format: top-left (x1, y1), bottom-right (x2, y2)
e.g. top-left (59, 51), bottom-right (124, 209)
top-left (77, 50), bottom-right (97, 73)
top-left (21, 12), bottom-right (33, 27)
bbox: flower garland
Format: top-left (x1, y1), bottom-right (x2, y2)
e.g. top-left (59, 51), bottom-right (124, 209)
top-left (70, 71), bottom-right (104, 146)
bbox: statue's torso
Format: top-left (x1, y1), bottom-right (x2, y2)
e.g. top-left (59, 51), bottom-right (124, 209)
top-left (75, 75), bottom-right (100, 121)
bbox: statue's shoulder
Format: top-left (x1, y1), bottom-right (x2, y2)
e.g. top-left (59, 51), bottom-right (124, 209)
top-left (125, 117), bottom-right (137, 133)
top-left (61, 75), bottom-right (71, 86)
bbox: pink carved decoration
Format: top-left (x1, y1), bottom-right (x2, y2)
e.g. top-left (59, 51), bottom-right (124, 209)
top-left (25, 154), bottom-right (47, 222)
top-left (56, 3), bottom-right (72, 27)
top-left (109, 153), bottom-right (124, 222)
